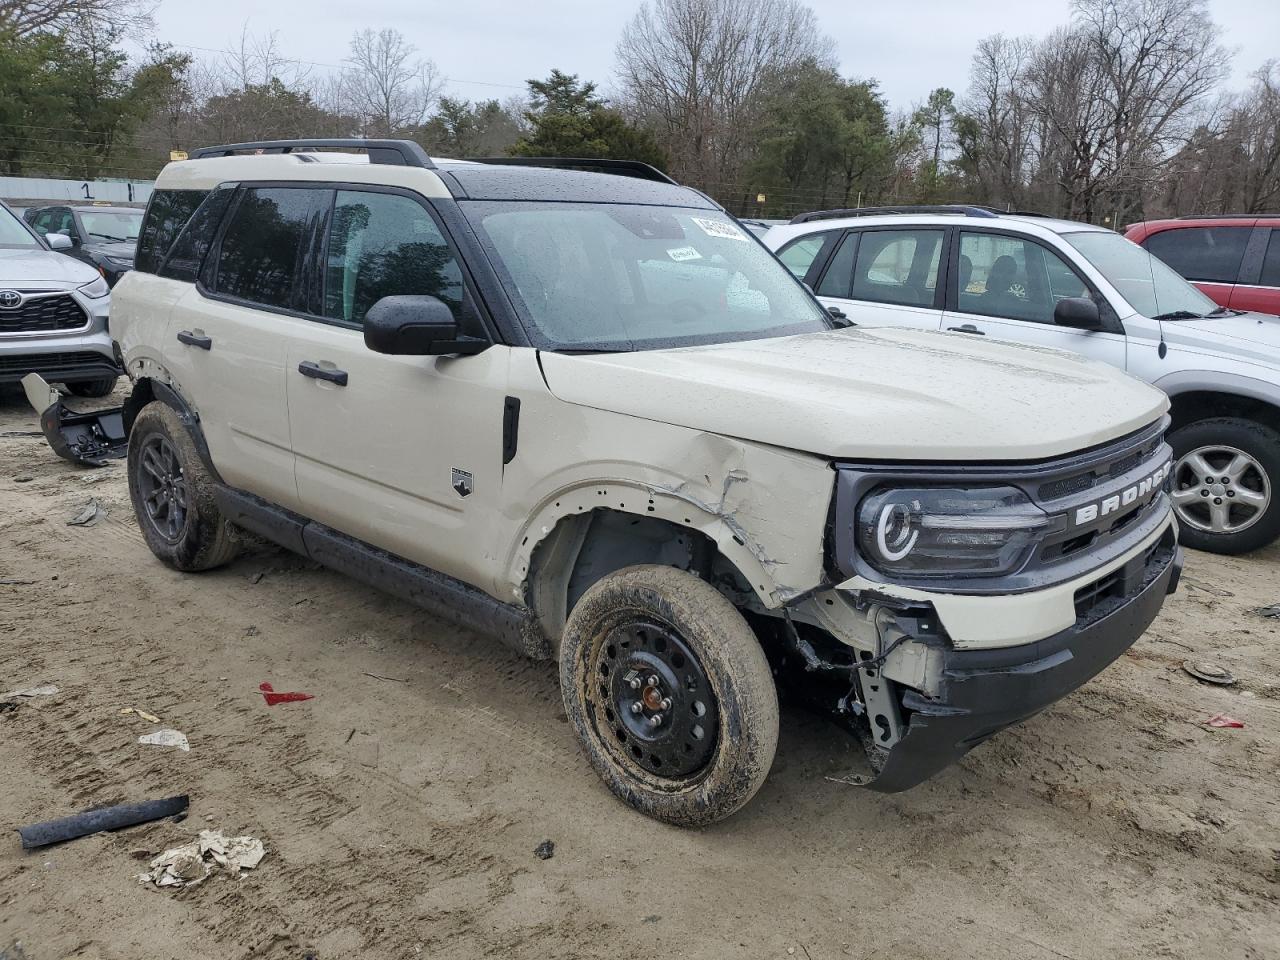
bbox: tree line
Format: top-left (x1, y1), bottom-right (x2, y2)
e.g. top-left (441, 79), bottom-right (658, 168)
top-left (1, 0), bottom-right (1276, 225)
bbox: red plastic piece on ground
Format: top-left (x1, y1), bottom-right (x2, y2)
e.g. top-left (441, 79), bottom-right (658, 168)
top-left (259, 682), bottom-right (314, 706)
top-left (1205, 713), bottom-right (1244, 728)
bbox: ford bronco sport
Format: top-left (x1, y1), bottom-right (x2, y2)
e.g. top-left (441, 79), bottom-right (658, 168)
top-left (27, 141), bottom-right (1182, 825)
top-left (767, 206), bottom-right (1280, 555)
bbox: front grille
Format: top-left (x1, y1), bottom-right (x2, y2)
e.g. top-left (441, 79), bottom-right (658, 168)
top-left (1073, 533), bottom-right (1172, 621)
top-left (1038, 429), bottom-right (1165, 501)
top-left (0, 294), bottom-right (88, 333)
top-left (0, 351), bottom-right (113, 375)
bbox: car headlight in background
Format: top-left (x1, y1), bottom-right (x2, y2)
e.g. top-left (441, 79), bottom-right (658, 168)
top-left (103, 256), bottom-right (134, 270)
top-left (856, 486), bottom-right (1049, 578)
top-left (77, 276), bottom-right (110, 299)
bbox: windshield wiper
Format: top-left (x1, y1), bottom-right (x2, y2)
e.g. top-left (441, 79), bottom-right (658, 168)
top-left (87, 232), bottom-right (129, 242)
top-left (1205, 306), bottom-right (1242, 317)
top-left (1152, 310), bottom-right (1203, 321)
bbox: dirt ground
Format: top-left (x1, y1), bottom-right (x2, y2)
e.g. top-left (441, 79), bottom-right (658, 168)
top-left (1, 383), bottom-right (1278, 960)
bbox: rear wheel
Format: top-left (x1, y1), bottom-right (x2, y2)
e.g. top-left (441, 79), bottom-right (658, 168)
top-left (67, 376), bottom-right (118, 398)
top-left (560, 565), bottom-right (779, 826)
top-left (1169, 417), bottom-right (1280, 554)
top-left (127, 402), bottom-right (239, 571)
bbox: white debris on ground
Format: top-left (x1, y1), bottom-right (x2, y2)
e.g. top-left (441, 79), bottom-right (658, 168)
top-left (137, 831), bottom-right (266, 889)
top-left (2, 685), bottom-right (58, 699)
top-left (138, 728), bottom-right (190, 752)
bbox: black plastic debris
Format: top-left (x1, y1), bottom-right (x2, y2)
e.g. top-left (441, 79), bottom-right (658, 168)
top-left (17, 795), bottom-right (190, 850)
top-left (534, 839), bottom-right (555, 860)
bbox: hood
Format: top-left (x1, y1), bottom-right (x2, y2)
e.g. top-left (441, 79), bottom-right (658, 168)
top-left (538, 328), bottom-right (1168, 461)
top-left (0, 246), bottom-right (99, 286)
top-left (81, 239), bottom-right (137, 261)
top-left (1161, 312), bottom-right (1280, 368)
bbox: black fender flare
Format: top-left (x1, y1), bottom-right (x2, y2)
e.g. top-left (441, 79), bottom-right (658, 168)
top-left (127, 378), bottom-right (223, 482)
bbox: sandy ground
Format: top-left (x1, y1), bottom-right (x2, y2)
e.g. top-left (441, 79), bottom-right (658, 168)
top-left (1, 383), bottom-right (1278, 960)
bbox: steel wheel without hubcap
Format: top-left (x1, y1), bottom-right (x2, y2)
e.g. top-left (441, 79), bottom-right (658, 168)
top-left (137, 434), bottom-right (189, 542)
top-left (1172, 444), bottom-right (1271, 535)
top-left (591, 619), bottom-right (719, 780)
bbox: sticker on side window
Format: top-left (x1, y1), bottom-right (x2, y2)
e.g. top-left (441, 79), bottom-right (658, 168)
top-left (692, 217), bottom-right (747, 242)
top-left (667, 246), bottom-right (702, 262)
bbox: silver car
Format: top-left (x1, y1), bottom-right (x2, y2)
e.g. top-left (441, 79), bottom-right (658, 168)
top-left (1, 200), bottom-right (118, 396)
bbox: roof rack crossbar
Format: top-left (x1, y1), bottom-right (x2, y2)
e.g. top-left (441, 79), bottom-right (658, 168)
top-left (789, 204), bottom-right (1000, 224)
top-left (189, 139), bottom-right (436, 169)
top-left (1176, 213), bottom-right (1274, 220)
top-left (470, 156), bottom-right (677, 185)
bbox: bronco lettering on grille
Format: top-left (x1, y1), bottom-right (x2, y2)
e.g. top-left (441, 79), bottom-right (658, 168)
top-left (1073, 460), bottom-right (1171, 526)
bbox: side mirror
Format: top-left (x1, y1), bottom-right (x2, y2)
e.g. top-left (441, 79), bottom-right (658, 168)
top-left (363, 295), bottom-right (488, 356)
top-left (46, 233), bottom-right (73, 251)
top-left (1054, 296), bottom-right (1104, 331)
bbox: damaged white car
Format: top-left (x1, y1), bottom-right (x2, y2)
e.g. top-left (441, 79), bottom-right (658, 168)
top-left (26, 140), bottom-right (1182, 825)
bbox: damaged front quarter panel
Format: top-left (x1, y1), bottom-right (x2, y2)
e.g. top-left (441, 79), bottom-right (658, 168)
top-left (20, 373), bottom-right (127, 467)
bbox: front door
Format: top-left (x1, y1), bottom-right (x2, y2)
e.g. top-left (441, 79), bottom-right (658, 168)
top-left (284, 188), bottom-right (510, 592)
top-left (942, 230), bottom-right (1127, 369)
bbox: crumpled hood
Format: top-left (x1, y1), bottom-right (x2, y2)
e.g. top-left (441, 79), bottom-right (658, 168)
top-left (539, 328), bottom-right (1169, 461)
top-left (0, 246), bottom-right (98, 286)
top-left (1162, 312), bottom-right (1280, 368)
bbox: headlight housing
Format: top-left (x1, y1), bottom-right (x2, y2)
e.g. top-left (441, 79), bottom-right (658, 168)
top-left (77, 275), bottom-right (110, 299)
top-left (856, 486), bottom-right (1049, 579)
top-left (103, 256), bottom-right (134, 270)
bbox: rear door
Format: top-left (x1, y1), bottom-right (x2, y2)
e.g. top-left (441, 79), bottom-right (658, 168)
top-left (942, 229), bottom-right (1127, 368)
top-left (810, 227), bottom-right (946, 330)
top-left (1229, 226), bottom-right (1280, 317)
top-left (1142, 224), bottom-right (1252, 310)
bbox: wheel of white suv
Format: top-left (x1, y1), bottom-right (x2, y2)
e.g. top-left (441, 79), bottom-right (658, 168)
top-left (559, 564), bottom-right (779, 826)
top-left (67, 376), bottom-right (118, 398)
top-left (1169, 417), bottom-right (1280, 554)
top-left (127, 402), bottom-right (240, 571)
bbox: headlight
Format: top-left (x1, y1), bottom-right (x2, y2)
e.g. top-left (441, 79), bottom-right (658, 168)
top-left (78, 276), bottom-right (110, 299)
top-left (103, 256), bottom-right (134, 269)
top-left (856, 486), bottom-right (1049, 579)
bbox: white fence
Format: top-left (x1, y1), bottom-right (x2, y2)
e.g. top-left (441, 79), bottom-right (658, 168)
top-left (0, 176), bottom-right (154, 205)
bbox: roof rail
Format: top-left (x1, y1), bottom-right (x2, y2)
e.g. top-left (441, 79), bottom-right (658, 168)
top-left (1176, 213), bottom-right (1274, 220)
top-left (189, 139), bottom-right (436, 169)
top-left (470, 156), bottom-right (677, 185)
top-left (789, 204), bottom-right (1000, 224)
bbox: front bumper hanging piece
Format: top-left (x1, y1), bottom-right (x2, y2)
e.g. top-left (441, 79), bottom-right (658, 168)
top-left (20, 373), bottom-right (127, 467)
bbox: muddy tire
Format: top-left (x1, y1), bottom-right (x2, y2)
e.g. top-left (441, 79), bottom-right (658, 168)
top-left (1170, 417), bottom-right (1280, 555)
top-left (127, 402), bottom-right (239, 571)
top-left (67, 376), bottom-right (118, 398)
top-left (560, 564), bottom-right (779, 826)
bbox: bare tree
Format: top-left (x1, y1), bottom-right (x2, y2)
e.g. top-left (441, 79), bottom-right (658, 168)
top-left (0, 0), bottom-right (153, 36)
top-left (344, 28), bottom-right (442, 137)
top-left (615, 0), bottom-right (836, 190)
top-left (959, 34), bottom-right (1037, 207)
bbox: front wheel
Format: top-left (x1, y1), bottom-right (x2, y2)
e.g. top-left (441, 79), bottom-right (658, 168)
top-left (560, 565), bottom-right (779, 826)
top-left (67, 376), bottom-right (118, 398)
top-left (1169, 417), bottom-right (1280, 554)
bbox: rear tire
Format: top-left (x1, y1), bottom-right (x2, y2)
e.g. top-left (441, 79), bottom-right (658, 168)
top-left (67, 376), bottom-right (118, 398)
top-left (1169, 417), bottom-right (1280, 554)
top-left (127, 402), bottom-right (239, 571)
top-left (559, 564), bottom-right (779, 826)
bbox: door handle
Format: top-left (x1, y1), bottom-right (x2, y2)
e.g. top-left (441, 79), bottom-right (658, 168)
top-left (176, 330), bottom-right (212, 350)
top-left (297, 360), bottom-right (348, 386)
top-left (946, 324), bottom-right (986, 335)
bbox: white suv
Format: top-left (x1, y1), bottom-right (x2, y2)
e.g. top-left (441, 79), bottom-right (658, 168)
top-left (766, 205), bottom-right (1280, 555)
top-left (32, 142), bottom-right (1183, 824)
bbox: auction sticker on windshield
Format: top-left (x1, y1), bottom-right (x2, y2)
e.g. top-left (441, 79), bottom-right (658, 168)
top-left (692, 217), bottom-right (747, 241)
top-left (667, 246), bottom-right (702, 261)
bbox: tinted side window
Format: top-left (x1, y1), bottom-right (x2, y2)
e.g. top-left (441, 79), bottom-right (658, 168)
top-left (816, 232), bottom-right (857, 298)
top-left (850, 230), bottom-right (942, 308)
top-left (1261, 230), bottom-right (1280, 288)
top-left (159, 188), bottom-right (235, 283)
top-left (776, 232), bottom-right (833, 280)
top-left (958, 232), bottom-right (1090, 325)
top-left (214, 188), bottom-right (326, 311)
top-left (136, 190), bottom-right (208, 274)
top-left (323, 190), bottom-right (465, 325)
top-left (1144, 227), bottom-right (1249, 284)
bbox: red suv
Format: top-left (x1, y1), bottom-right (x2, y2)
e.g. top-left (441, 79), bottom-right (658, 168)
top-left (1125, 216), bottom-right (1280, 317)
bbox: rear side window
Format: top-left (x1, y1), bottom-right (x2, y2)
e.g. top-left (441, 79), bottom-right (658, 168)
top-left (1261, 230), bottom-right (1280, 288)
top-left (850, 229), bottom-right (943, 308)
top-left (323, 190), bottom-right (465, 326)
top-left (136, 190), bottom-right (207, 274)
top-left (213, 188), bottom-right (327, 311)
top-left (1144, 226), bottom-right (1249, 284)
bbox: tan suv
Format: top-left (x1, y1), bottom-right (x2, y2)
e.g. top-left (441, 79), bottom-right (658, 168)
top-left (34, 139), bottom-right (1183, 825)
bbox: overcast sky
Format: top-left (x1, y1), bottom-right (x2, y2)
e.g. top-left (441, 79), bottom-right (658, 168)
top-left (149, 0), bottom-right (1280, 111)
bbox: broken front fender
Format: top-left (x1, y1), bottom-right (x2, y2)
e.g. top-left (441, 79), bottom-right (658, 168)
top-left (21, 373), bottom-right (127, 468)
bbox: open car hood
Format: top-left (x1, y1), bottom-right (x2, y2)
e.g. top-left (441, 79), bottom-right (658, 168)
top-left (538, 328), bottom-right (1169, 461)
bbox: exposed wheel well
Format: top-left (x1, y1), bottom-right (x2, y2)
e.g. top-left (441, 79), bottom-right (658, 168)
top-left (1168, 391), bottom-right (1280, 435)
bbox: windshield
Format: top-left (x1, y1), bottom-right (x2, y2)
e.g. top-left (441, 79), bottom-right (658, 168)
top-left (78, 210), bottom-right (142, 243)
top-left (464, 202), bottom-right (832, 350)
top-left (0, 206), bottom-right (40, 249)
top-left (1064, 230), bottom-right (1218, 319)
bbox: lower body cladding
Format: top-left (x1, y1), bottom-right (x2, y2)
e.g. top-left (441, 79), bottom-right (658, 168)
top-left (779, 523), bottom-right (1182, 792)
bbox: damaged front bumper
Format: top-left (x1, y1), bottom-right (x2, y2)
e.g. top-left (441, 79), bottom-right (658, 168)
top-left (21, 372), bottom-right (127, 467)
top-left (860, 533), bottom-right (1182, 792)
